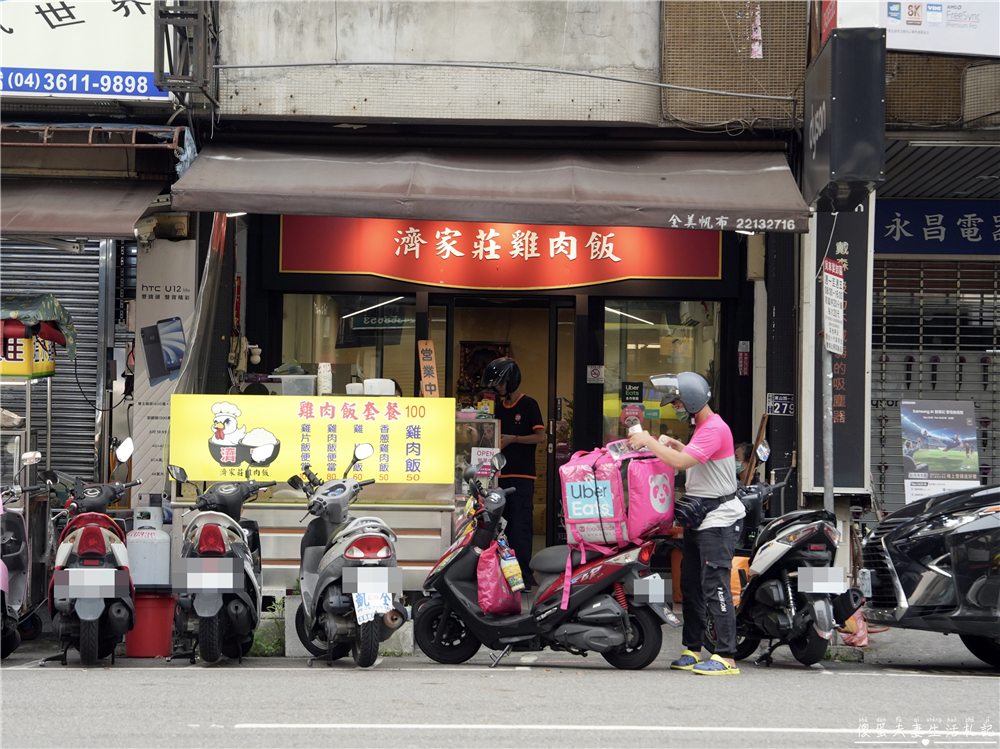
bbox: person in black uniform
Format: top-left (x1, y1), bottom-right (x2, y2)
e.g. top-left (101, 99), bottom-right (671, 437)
top-left (480, 357), bottom-right (545, 588)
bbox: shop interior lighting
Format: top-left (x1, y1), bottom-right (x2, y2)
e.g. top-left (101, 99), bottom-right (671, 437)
top-left (226, 212), bottom-right (247, 217)
top-left (736, 229), bottom-right (758, 236)
top-left (342, 296), bottom-right (405, 320)
top-left (605, 307), bottom-right (654, 326)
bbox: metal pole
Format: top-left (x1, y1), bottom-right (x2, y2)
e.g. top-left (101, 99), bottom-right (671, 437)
top-left (821, 336), bottom-right (835, 516)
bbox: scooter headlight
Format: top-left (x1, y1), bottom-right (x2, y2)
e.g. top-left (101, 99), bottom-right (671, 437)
top-left (912, 506), bottom-right (1000, 538)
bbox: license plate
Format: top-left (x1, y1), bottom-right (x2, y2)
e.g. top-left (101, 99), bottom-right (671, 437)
top-left (53, 568), bottom-right (129, 598)
top-left (171, 558), bottom-right (240, 593)
top-left (352, 591), bottom-right (393, 624)
top-left (858, 568), bottom-right (872, 599)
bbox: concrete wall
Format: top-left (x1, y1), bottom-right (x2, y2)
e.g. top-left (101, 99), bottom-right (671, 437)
top-left (216, 1), bottom-right (662, 125)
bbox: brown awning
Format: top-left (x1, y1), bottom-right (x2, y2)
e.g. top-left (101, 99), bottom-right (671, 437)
top-left (172, 145), bottom-right (810, 232)
top-left (1, 178), bottom-right (166, 238)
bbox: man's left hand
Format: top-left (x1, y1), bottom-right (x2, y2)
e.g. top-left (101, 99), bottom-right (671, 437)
top-left (628, 430), bottom-right (653, 451)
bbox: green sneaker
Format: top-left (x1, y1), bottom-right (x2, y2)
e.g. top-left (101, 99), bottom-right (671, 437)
top-left (670, 649), bottom-right (702, 670)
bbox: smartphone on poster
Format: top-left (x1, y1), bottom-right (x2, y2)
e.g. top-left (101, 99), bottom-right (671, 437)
top-left (140, 325), bottom-right (169, 380)
top-left (157, 317), bottom-right (186, 372)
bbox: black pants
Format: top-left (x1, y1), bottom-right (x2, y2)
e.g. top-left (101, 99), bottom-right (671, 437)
top-left (680, 522), bottom-right (740, 658)
top-left (497, 476), bottom-right (535, 587)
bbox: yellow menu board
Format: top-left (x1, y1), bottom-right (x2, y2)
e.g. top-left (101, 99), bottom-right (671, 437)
top-left (170, 395), bottom-right (456, 484)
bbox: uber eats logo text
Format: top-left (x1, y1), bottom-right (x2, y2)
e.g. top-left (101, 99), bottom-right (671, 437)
top-left (566, 480), bottom-right (614, 520)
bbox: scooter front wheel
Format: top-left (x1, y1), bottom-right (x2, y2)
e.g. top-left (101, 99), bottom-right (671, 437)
top-left (413, 598), bottom-right (481, 664)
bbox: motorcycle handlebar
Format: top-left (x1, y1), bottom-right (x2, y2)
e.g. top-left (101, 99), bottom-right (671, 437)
top-left (358, 479), bottom-right (376, 487)
top-left (502, 486), bottom-right (516, 495)
top-left (22, 484), bottom-right (47, 494)
top-left (257, 481), bottom-right (278, 489)
top-left (122, 479), bottom-right (143, 489)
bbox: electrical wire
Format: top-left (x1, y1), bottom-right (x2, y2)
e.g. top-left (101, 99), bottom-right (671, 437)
top-left (74, 356), bottom-right (128, 412)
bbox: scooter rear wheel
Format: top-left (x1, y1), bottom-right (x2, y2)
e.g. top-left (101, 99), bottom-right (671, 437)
top-left (601, 606), bottom-right (662, 671)
top-left (352, 619), bottom-right (381, 668)
top-left (18, 613), bottom-right (43, 641)
top-left (413, 598), bottom-right (481, 664)
top-left (788, 627), bottom-right (828, 666)
top-left (78, 619), bottom-right (100, 666)
top-left (1, 629), bottom-right (21, 659)
top-left (199, 613), bottom-right (222, 663)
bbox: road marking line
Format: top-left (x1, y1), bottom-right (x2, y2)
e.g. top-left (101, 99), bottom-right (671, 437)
top-left (232, 724), bottom-right (983, 736)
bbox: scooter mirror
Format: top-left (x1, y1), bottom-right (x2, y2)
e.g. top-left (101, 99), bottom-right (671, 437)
top-left (111, 461), bottom-right (130, 483)
top-left (167, 464), bottom-right (188, 484)
top-left (287, 475), bottom-right (305, 491)
top-left (462, 464), bottom-right (478, 482)
top-left (115, 437), bottom-right (134, 463)
top-left (491, 452), bottom-right (507, 472)
top-left (20, 451), bottom-right (41, 466)
top-left (353, 443), bottom-right (375, 462)
top-left (39, 470), bottom-right (59, 485)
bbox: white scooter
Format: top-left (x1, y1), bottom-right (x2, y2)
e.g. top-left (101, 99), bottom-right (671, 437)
top-left (288, 443), bottom-right (407, 668)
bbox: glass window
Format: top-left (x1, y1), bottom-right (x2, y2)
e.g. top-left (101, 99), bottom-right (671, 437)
top-left (602, 299), bottom-right (720, 445)
top-left (282, 294), bottom-right (416, 395)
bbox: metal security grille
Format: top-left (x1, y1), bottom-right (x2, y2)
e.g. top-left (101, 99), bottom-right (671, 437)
top-left (0, 241), bottom-right (102, 479)
top-left (870, 259), bottom-right (1000, 516)
top-left (661, 1), bottom-right (805, 128)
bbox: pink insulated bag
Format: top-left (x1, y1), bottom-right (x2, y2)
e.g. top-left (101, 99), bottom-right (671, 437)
top-left (559, 440), bottom-right (675, 548)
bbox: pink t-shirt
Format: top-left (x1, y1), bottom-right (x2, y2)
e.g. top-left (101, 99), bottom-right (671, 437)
top-left (682, 413), bottom-right (739, 499)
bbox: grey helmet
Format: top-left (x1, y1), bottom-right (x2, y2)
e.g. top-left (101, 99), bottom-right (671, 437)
top-left (649, 372), bottom-right (712, 413)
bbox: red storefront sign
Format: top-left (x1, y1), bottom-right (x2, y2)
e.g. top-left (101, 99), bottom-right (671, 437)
top-left (280, 216), bottom-right (721, 290)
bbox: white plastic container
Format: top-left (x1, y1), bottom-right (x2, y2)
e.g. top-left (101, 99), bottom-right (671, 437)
top-left (346, 382), bottom-right (364, 395)
top-left (126, 507), bottom-right (171, 588)
top-left (274, 375), bottom-right (317, 396)
top-left (364, 378), bottom-right (396, 395)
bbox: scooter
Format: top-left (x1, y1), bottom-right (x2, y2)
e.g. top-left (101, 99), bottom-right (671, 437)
top-left (1, 450), bottom-right (48, 658)
top-left (413, 453), bottom-right (680, 670)
top-left (39, 440), bottom-right (141, 666)
top-left (287, 443), bottom-right (407, 668)
top-left (704, 477), bottom-right (865, 666)
top-left (166, 463), bottom-right (273, 663)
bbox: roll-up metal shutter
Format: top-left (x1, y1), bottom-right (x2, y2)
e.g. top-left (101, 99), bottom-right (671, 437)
top-left (871, 259), bottom-right (1000, 515)
top-left (1, 240), bottom-right (103, 479)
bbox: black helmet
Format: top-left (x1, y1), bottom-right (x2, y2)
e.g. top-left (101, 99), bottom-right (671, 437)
top-left (649, 372), bottom-right (712, 413)
top-left (481, 357), bottom-right (521, 394)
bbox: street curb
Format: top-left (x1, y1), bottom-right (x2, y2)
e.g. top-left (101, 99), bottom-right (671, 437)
top-left (827, 644), bottom-right (866, 663)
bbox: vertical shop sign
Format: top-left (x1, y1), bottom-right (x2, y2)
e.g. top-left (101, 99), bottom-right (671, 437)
top-left (823, 259), bottom-right (845, 355)
top-left (738, 341), bottom-right (751, 376)
top-left (133, 239), bottom-right (197, 499)
top-left (812, 211), bottom-right (869, 488)
top-left (418, 340), bottom-right (440, 398)
top-left (900, 400), bottom-right (980, 503)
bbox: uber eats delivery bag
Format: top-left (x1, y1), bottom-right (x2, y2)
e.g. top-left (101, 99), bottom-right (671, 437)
top-left (559, 440), bottom-right (675, 548)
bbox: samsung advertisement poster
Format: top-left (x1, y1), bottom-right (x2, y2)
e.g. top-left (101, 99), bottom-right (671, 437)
top-left (900, 399), bottom-right (980, 503)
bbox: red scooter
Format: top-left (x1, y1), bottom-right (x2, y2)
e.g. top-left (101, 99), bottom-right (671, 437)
top-left (413, 454), bottom-right (680, 670)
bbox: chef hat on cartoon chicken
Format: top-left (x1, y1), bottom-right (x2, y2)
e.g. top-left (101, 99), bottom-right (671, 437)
top-left (211, 402), bottom-right (246, 445)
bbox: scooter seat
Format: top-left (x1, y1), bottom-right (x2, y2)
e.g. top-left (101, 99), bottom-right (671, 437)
top-left (529, 545), bottom-right (584, 574)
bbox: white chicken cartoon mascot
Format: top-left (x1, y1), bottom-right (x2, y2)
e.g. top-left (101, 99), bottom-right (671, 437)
top-left (208, 401), bottom-right (280, 466)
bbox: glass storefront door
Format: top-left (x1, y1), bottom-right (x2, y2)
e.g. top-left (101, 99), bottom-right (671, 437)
top-left (602, 299), bottom-right (721, 445)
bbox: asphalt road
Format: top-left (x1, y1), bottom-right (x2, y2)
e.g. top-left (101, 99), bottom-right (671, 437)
top-left (1, 626), bottom-right (997, 749)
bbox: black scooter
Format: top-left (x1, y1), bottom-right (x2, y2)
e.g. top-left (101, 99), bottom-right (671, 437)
top-left (414, 453), bottom-right (680, 670)
top-left (704, 478), bottom-right (865, 666)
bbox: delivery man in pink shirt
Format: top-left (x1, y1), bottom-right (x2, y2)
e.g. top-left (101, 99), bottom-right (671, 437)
top-left (628, 372), bottom-right (744, 675)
